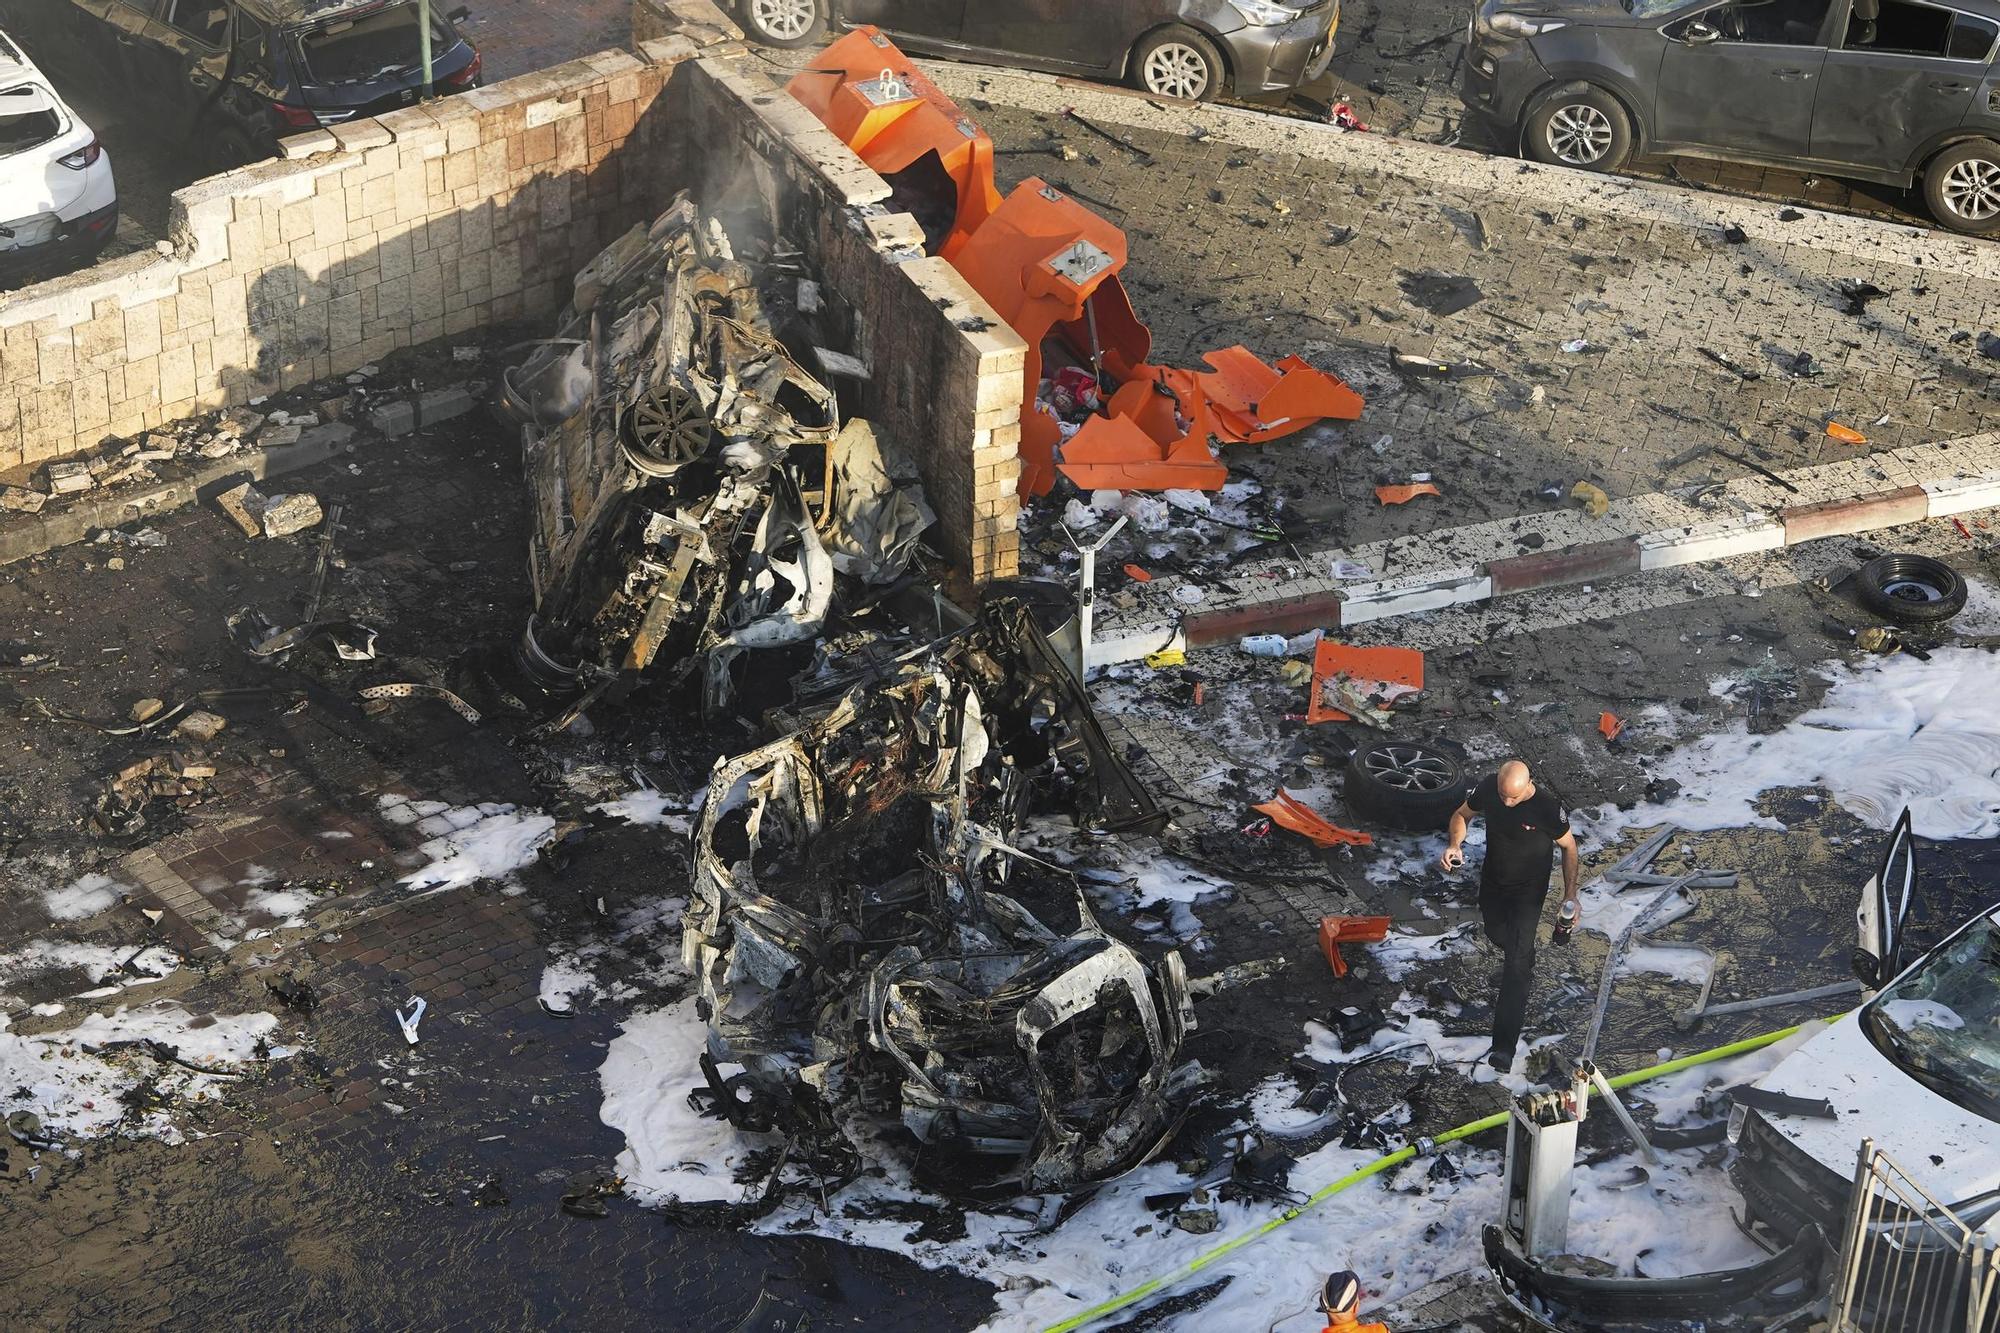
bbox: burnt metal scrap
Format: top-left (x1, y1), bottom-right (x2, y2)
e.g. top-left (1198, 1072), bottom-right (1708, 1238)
top-left (681, 599), bottom-right (1212, 1196)
top-left (503, 194), bottom-right (857, 714)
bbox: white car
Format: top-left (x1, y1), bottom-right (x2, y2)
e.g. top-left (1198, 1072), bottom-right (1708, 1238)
top-left (1732, 812), bottom-right (2000, 1239)
top-left (0, 29), bottom-right (115, 288)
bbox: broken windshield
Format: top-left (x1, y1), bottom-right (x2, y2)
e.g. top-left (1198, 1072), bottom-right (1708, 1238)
top-left (0, 85), bottom-right (60, 158)
top-left (1864, 912), bottom-right (2000, 1123)
top-left (295, 2), bottom-right (452, 85)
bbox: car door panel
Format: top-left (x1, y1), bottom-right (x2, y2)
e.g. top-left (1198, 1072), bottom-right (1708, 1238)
top-left (1654, 4), bottom-right (1832, 157)
top-left (959, 0), bottom-right (1138, 73)
top-left (1810, 0), bottom-right (1983, 166)
top-left (840, 0), bottom-right (966, 46)
top-left (141, 0), bottom-right (231, 138)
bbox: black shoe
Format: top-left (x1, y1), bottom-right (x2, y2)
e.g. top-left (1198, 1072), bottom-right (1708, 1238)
top-left (1486, 1048), bottom-right (1514, 1073)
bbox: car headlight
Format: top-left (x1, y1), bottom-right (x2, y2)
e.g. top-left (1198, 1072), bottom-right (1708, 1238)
top-left (1482, 11), bottom-right (1568, 37)
top-left (1228, 0), bottom-right (1302, 25)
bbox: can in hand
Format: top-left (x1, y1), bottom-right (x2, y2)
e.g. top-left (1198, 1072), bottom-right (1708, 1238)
top-left (1552, 899), bottom-right (1578, 944)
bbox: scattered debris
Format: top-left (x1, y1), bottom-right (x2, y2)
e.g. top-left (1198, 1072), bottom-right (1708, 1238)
top-left (1398, 271), bottom-right (1483, 316)
top-left (1328, 101), bottom-right (1368, 132)
top-left (1252, 789), bottom-right (1372, 849)
top-left (395, 997), bottom-right (426, 1045)
top-left (258, 493), bottom-right (324, 539)
top-left (1317, 915), bottom-right (1392, 979)
top-left (1834, 280), bottom-right (1887, 317)
top-left (174, 710), bottom-right (227, 742)
top-left (1824, 422), bottom-right (1867, 445)
top-left (1570, 481), bottom-right (1609, 518)
top-left (1598, 711), bottom-right (1624, 742)
top-left (1375, 482), bottom-right (1441, 506)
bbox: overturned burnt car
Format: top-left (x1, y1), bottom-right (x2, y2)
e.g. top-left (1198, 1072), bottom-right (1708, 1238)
top-left (682, 599), bottom-right (1211, 1196)
top-left (500, 194), bottom-right (928, 719)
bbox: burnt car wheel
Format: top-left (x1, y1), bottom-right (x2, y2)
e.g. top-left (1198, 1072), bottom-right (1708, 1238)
top-left (623, 382), bottom-right (714, 473)
top-left (1854, 553), bottom-right (1967, 624)
top-left (1345, 738), bottom-right (1471, 832)
top-left (741, 0), bottom-right (825, 47)
top-left (1923, 140), bottom-right (2000, 236)
top-left (1523, 85), bottom-right (1632, 172)
top-left (1133, 26), bottom-right (1224, 102)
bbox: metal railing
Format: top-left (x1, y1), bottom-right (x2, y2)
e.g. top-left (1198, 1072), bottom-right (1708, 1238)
top-left (1828, 1138), bottom-right (1998, 1333)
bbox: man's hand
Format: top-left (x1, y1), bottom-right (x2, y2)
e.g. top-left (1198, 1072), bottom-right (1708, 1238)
top-left (1440, 845), bottom-right (1466, 872)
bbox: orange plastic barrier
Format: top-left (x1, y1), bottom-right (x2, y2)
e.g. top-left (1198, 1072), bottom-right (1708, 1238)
top-left (1253, 788), bottom-right (1373, 850)
top-left (1305, 642), bottom-right (1425, 725)
top-left (1317, 913), bottom-right (1393, 979)
top-left (788, 30), bottom-right (1365, 500)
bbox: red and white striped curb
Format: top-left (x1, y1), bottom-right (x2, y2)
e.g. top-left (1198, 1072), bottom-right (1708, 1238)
top-left (1087, 432), bottom-right (2000, 664)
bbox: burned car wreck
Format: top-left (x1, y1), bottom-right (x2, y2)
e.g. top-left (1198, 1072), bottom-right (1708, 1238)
top-left (681, 600), bottom-right (1204, 1197)
top-left (501, 193), bottom-right (923, 721)
top-left (507, 196), bottom-right (1221, 1200)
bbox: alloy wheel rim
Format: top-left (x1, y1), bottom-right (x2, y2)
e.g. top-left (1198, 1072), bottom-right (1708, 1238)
top-left (1940, 158), bottom-right (2000, 221)
top-left (1362, 745), bottom-right (1453, 792)
top-left (750, 0), bottom-right (816, 39)
top-left (1547, 104), bottom-right (1613, 166)
top-left (1143, 45), bottom-right (1210, 100)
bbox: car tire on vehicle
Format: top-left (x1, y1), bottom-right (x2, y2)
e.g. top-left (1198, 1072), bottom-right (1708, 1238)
top-left (1922, 139), bottom-right (2000, 236)
top-left (1345, 737), bottom-right (1472, 833)
top-left (1854, 553), bottom-right (1967, 625)
top-left (1522, 84), bottom-right (1633, 173)
top-left (740, 0), bottom-right (825, 48)
top-left (1132, 25), bottom-right (1224, 102)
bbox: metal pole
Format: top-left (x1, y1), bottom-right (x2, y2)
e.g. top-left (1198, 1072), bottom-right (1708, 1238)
top-left (1583, 1065), bottom-right (1656, 1163)
top-left (1061, 515), bottom-right (1127, 682)
top-left (420, 0), bottom-right (435, 100)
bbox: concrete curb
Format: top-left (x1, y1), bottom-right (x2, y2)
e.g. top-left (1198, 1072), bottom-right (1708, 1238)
top-left (1085, 431), bottom-right (2000, 664)
top-left (921, 61), bottom-right (2000, 283)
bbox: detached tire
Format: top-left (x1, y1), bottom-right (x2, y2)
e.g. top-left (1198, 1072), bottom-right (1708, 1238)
top-left (1923, 139), bottom-right (2000, 236)
top-left (1132, 25), bottom-right (1225, 102)
top-left (1345, 738), bottom-right (1471, 833)
top-left (740, 0), bottom-right (824, 47)
top-left (1854, 553), bottom-right (1967, 624)
top-left (1522, 85), bottom-right (1632, 172)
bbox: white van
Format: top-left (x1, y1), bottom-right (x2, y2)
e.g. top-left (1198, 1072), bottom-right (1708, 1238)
top-left (0, 29), bottom-right (116, 288)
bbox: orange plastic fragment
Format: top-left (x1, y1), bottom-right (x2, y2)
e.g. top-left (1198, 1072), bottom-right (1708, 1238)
top-left (1599, 711), bottom-right (1624, 741)
top-left (1375, 482), bottom-right (1441, 506)
top-left (1318, 913), bottom-right (1393, 979)
top-left (1307, 641), bottom-right (1425, 725)
top-left (1826, 422), bottom-right (1868, 444)
top-left (1124, 564), bottom-right (1152, 582)
top-left (1253, 788), bottom-right (1374, 850)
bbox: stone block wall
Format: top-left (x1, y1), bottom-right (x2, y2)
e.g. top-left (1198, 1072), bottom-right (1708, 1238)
top-left (0, 47), bottom-right (681, 475)
top-left (672, 49), bottom-right (1026, 581)
top-left (0, 0), bottom-right (1025, 583)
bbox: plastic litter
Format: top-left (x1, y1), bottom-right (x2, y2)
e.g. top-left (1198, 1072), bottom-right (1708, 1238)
top-left (1144, 647), bottom-right (1185, 669)
top-left (1598, 711), bottom-right (1624, 741)
top-left (1254, 789), bottom-right (1373, 850)
top-left (1825, 421), bottom-right (1867, 444)
top-left (1328, 101), bottom-right (1368, 132)
top-left (1571, 480), bottom-right (1610, 518)
top-left (1374, 482), bottom-right (1441, 505)
top-left (396, 996), bottom-right (427, 1045)
top-left (1561, 338), bottom-right (1593, 354)
top-left (1123, 563), bottom-right (1153, 582)
top-left (1316, 913), bottom-right (1392, 978)
top-left (1241, 635), bottom-right (1289, 657)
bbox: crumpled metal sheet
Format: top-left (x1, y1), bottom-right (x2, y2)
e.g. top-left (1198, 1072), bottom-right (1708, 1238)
top-left (821, 419), bottom-right (936, 586)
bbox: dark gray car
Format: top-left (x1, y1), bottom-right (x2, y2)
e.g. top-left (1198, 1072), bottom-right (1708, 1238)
top-left (1461, 0), bottom-right (2000, 233)
top-left (735, 0), bottom-right (1341, 102)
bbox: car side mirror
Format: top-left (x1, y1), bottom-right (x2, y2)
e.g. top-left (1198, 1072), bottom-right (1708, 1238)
top-left (1849, 948), bottom-right (1881, 989)
top-left (1685, 20), bottom-right (1722, 42)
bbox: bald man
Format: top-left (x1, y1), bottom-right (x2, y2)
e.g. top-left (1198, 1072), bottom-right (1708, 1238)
top-left (1440, 760), bottom-right (1580, 1073)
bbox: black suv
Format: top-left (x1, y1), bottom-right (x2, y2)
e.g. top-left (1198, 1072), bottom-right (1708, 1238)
top-left (17, 0), bottom-right (481, 169)
top-left (1462, 0), bottom-right (2000, 233)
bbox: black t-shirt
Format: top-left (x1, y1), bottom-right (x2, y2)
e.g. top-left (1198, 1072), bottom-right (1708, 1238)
top-left (1468, 774), bottom-right (1569, 892)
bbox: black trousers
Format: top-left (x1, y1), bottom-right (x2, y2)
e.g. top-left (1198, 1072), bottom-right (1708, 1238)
top-left (1479, 881), bottom-right (1547, 1058)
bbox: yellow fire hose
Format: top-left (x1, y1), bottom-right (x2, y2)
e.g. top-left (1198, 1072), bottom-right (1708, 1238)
top-left (1043, 1021), bottom-right (1820, 1332)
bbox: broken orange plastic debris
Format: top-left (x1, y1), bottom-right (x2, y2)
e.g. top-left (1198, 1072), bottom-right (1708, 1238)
top-left (1254, 788), bottom-right (1373, 850)
top-left (1825, 422), bottom-right (1868, 444)
top-left (789, 29), bottom-right (1365, 500)
top-left (1307, 641), bottom-right (1424, 725)
top-left (1599, 711), bottom-right (1624, 741)
top-left (1374, 482), bottom-right (1441, 505)
top-left (1123, 563), bottom-right (1152, 582)
top-left (1318, 913), bottom-right (1392, 979)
